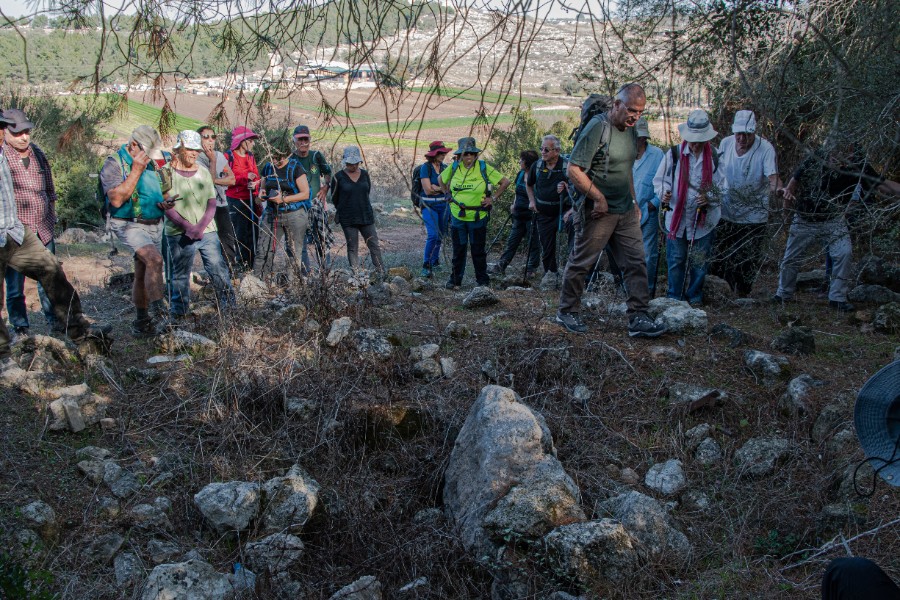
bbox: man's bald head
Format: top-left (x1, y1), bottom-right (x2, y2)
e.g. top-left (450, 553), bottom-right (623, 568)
top-left (609, 83), bottom-right (647, 130)
top-left (616, 83), bottom-right (646, 104)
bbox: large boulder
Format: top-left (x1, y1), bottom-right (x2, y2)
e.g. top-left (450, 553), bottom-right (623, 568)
top-left (260, 464), bottom-right (319, 533)
top-left (543, 520), bottom-right (641, 586)
top-left (462, 286), bottom-right (500, 308)
top-left (193, 481), bottom-right (261, 534)
top-left (141, 559), bottom-right (232, 600)
top-left (443, 386), bottom-right (586, 557)
top-left (596, 491), bottom-right (691, 561)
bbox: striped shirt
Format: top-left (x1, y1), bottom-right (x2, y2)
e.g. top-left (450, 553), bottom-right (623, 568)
top-left (2, 141), bottom-right (56, 244)
top-left (0, 148), bottom-right (26, 247)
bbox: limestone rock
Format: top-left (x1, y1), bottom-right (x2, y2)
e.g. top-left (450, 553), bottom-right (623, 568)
top-left (771, 326), bottom-right (815, 355)
top-left (326, 317), bottom-right (353, 346)
top-left (780, 374), bottom-right (824, 417)
top-left (694, 438), bottom-right (723, 466)
top-left (744, 350), bottom-right (790, 383)
top-left (596, 491), bottom-right (691, 560)
top-left (462, 286), bottom-right (500, 308)
top-left (644, 459), bottom-right (687, 496)
top-left (413, 358), bottom-right (442, 380)
top-left (328, 575), bottom-right (383, 600)
top-left (647, 297), bottom-right (685, 319)
top-left (572, 385), bottom-right (593, 405)
top-left (648, 346), bottom-right (683, 360)
top-left (543, 520), bottom-right (641, 586)
top-left (360, 282), bottom-right (393, 306)
top-left (353, 329), bottom-right (393, 357)
top-left (129, 503), bottom-right (173, 531)
top-left (657, 303), bottom-right (707, 334)
top-left (284, 396), bottom-right (317, 418)
top-left (83, 532), bottom-right (124, 564)
top-left (141, 559), bottom-right (232, 600)
top-left (874, 302), bottom-right (900, 334)
top-left (703, 274), bottom-right (733, 306)
top-left (389, 276), bottom-right (411, 296)
top-left (540, 271), bottom-right (559, 291)
top-left (796, 269), bottom-right (826, 290)
top-left (238, 274), bottom-right (268, 304)
top-left (409, 343), bottom-right (439, 361)
top-left (276, 303), bottom-right (309, 322)
top-left (668, 384), bottom-right (726, 410)
top-left (440, 357), bottom-right (457, 377)
top-left (443, 385), bottom-right (586, 558)
top-left (734, 437), bottom-right (791, 477)
top-left (193, 481), bottom-right (261, 534)
top-left (684, 424), bottom-right (711, 450)
top-left (710, 323), bottom-right (749, 348)
top-left (114, 552), bottom-right (142, 587)
top-left (813, 401), bottom-right (848, 443)
top-left (57, 227), bottom-right (101, 244)
top-left (444, 321), bottom-right (471, 338)
top-left (104, 462), bottom-right (142, 499)
top-left (849, 285), bottom-right (900, 304)
top-left (47, 384), bottom-right (112, 432)
top-left (388, 266), bottom-right (413, 280)
top-left (261, 464), bottom-right (319, 533)
top-left (160, 330), bottom-right (216, 354)
top-left (21, 500), bottom-right (57, 540)
top-left (245, 533), bottom-right (305, 573)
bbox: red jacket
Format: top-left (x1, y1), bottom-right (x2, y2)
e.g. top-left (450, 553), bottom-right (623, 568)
top-left (225, 150), bottom-right (259, 202)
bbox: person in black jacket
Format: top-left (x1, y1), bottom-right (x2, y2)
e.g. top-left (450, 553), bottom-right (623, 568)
top-left (331, 146), bottom-right (384, 277)
top-left (489, 150), bottom-right (541, 278)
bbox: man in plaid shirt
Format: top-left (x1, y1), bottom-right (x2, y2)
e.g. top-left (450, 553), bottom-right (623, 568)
top-left (0, 107), bottom-right (110, 368)
top-left (2, 109), bottom-right (58, 337)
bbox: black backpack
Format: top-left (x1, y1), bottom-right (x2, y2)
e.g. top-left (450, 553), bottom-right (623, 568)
top-left (570, 94), bottom-right (614, 144)
top-left (411, 162), bottom-right (426, 207)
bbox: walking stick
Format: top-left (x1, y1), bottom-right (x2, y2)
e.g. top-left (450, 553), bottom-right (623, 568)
top-left (486, 213), bottom-right (512, 255)
top-left (521, 215), bottom-right (538, 286)
top-left (681, 206), bottom-right (704, 301)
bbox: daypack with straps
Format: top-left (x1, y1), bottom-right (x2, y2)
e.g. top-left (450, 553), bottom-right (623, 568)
top-left (532, 156), bottom-right (569, 206)
top-left (570, 94), bottom-right (613, 145)
top-left (447, 159), bottom-right (492, 219)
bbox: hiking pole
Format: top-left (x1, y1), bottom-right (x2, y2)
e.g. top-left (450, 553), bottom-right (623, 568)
top-left (486, 213), bottom-right (512, 255)
top-left (585, 248), bottom-right (605, 292)
top-left (521, 215), bottom-right (538, 286)
top-left (681, 206), bottom-right (704, 301)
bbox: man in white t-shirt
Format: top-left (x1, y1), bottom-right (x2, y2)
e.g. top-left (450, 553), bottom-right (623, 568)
top-left (710, 110), bottom-right (782, 296)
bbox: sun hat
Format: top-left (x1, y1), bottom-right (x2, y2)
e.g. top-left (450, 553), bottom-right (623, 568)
top-left (635, 117), bottom-right (651, 139)
top-left (454, 137), bottom-right (482, 155)
top-left (230, 125), bottom-right (259, 151)
top-left (342, 146), bottom-right (363, 164)
top-left (0, 108), bottom-right (14, 126)
top-left (293, 124), bottom-right (311, 138)
top-left (678, 109), bottom-right (718, 143)
top-left (130, 125), bottom-right (164, 160)
top-left (173, 130), bottom-right (203, 151)
top-left (1, 108), bottom-right (35, 133)
top-left (425, 140), bottom-right (453, 158)
top-left (732, 110), bottom-right (757, 134)
top-left (854, 360), bottom-right (900, 486)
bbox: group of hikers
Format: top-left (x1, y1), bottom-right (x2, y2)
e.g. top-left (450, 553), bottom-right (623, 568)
top-left (0, 82), bottom-right (898, 354)
top-left (413, 83), bottom-right (900, 338)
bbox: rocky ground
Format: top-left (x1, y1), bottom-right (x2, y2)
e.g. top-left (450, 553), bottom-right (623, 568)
top-left (0, 219), bottom-right (899, 599)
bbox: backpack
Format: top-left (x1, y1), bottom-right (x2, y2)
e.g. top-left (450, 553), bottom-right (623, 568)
top-left (570, 94), bottom-right (613, 143)
top-left (410, 162), bottom-right (426, 207)
top-left (532, 156), bottom-right (569, 206)
top-left (97, 150), bottom-right (173, 220)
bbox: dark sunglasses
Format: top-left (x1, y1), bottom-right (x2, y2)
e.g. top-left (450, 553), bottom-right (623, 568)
top-left (462, 152), bottom-right (477, 156)
top-left (201, 133), bottom-right (217, 140)
top-left (540, 147), bottom-right (557, 152)
top-left (294, 136), bottom-right (310, 142)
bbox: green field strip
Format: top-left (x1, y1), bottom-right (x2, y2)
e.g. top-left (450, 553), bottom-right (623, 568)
top-left (406, 86), bottom-right (553, 106)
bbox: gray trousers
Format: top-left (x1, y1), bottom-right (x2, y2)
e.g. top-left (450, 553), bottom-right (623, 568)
top-left (776, 216), bottom-right (852, 302)
top-left (342, 223), bottom-right (384, 272)
top-left (558, 206), bottom-right (650, 316)
top-left (254, 207), bottom-right (309, 281)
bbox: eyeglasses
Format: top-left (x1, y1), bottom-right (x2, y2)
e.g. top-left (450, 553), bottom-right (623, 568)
top-left (540, 147), bottom-right (558, 152)
top-left (294, 137), bottom-right (310, 143)
top-left (624, 106), bottom-right (645, 117)
top-left (201, 133), bottom-right (217, 140)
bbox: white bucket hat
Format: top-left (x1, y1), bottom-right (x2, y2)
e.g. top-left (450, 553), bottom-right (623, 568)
top-left (342, 146), bottom-right (363, 164)
top-left (173, 130), bottom-right (203, 151)
top-left (732, 110), bottom-right (757, 134)
top-left (678, 109), bottom-right (718, 143)
top-left (635, 117), bottom-right (651, 139)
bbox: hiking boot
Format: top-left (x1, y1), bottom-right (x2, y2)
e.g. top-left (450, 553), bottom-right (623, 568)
top-left (445, 280), bottom-right (460, 290)
top-left (770, 293), bottom-right (790, 304)
top-left (628, 313), bottom-right (667, 338)
top-left (131, 317), bottom-right (160, 338)
top-left (420, 266), bottom-right (433, 279)
top-left (71, 323), bottom-right (113, 343)
top-left (556, 311), bottom-right (587, 334)
top-left (828, 300), bottom-right (855, 312)
top-left (487, 263), bottom-right (504, 276)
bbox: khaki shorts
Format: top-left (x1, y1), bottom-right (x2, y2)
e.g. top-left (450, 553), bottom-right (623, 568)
top-left (108, 219), bottom-right (163, 255)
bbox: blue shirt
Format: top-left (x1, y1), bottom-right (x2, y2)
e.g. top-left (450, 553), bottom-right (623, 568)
top-left (0, 150), bottom-right (25, 247)
top-left (633, 144), bottom-right (664, 226)
top-left (419, 162), bottom-right (448, 200)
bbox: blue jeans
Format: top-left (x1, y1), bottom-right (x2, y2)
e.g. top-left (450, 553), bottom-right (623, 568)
top-left (5, 238), bottom-right (56, 330)
top-left (641, 212), bottom-right (659, 294)
top-left (165, 232), bottom-right (235, 316)
top-left (666, 230), bottom-right (714, 304)
top-left (421, 200), bottom-right (449, 267)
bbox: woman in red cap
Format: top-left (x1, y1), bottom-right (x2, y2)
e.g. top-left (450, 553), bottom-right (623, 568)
top-left (418, 140), bottom-right (453, 278)
top-left (224, 126), bottom-right (260, 271)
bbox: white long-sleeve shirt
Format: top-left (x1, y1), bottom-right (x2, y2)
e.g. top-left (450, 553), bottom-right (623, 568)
top-left (653, 143), bottom-right (726, 239)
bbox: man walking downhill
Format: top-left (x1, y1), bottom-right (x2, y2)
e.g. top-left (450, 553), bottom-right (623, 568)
top-left (291, 125), bottom-right (334, 275)
top-left (556, 83), bottom-right (667, 338)
top-left (710, 110), bottom-right (781, 296)
top-left (1, 109), bottom-right (59, 338)
top-left (0, 107), bottom-right (110, 369)
top-left (100, 125), bottom-right (173, 336)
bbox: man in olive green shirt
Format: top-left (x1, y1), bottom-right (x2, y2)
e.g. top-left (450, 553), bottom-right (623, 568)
top-left (557, 83), bottom-right (667, 338)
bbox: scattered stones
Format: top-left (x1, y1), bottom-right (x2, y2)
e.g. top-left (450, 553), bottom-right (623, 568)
top-left (160, 330), bottom-right (216, 354)
top-left (444, 321), bottom-right (471, 338)
top-left (104, 462), bottom-right (142, 499)
top-left (481, 360), bottom-right (499, 382)
top-left (114, 552), bottom-right (142, 587)
top-left (744, 350), bottom-right (790, 383)
top-left (620, 467), bottom-right (640, 486)
top-left (873, 302), bottom-right (900, 334)
top-left (147, 539), bottom-right (180, 565)
top-left (779, 374), bottom-right (824, 417)
top-left (245, 533), bottom-right (305, 573)
top-left (141, 559), bottom-right (232, 600)
top-left (694, 438), bottom-right (723, 466)
top-left (606, 301), bottom-right (628, 315)
top-left (682, 489), bottom-right (711, 511)
top-left (857, 254), bottom-right (900, 290)
top-left (733, 437), bottom-right (791, 477)
top-left (462, 286), bottom-right (499, 308)
top-left (684, 424), bottom-right (712, 450)
top-left (328, 575), bottom-right (383, 600)
top-left (47, 384), bottom-right (111, 432)
top-left (284, 396), bottom-right (317, 418)
top-left (261, 464), bottom-right (320, 533)
top-left (237, 274), bottom-right (268, 304)
top-left (440, 357), bottom-right (457, 377)
top-left (326, 317), bottom-right (353, 346)
top-left (668, 384), bottom-right (726, 411)
top-left (276, 303), bottom-right (309, 321)
top-left (353, 329), bottom-right (393, 357)
top-left (644, 459), bottom-right (687, 496)
top-left (21, 501), bottom-right (57, 540)
top-left (409, 343), bottom-right (440, 361)
top-left (771, 326), bottom-right (815, 355)
top-left (193, 481), bottom-right (261, 534)
top-left (703, 274), bottom-right (733, 306)
top-left (648, 345), bottom-right (683, 360)
top-left (596, 491), bottom-right (692, 560)
top-left (443, 386), bottom-right (586, 558)
top-left (129, 503), bottom-right (173, 531)
top-left (543, 520), bottom-right (641, 585)
top-left (848, 284), bottom-right (900, 304)
top-left (710, 323), bottom-right (749, 348)
top-left (98, 497), bottom-right (121, 519)
top-left (572, 385), bottom-right (592, 406)
top-left (476, 311), bottom-right (508, 325)
top-left (413, 358), bottom-right (442, 380)
top-left (83, 532), bottom-right (124, 565)
top-left (826, 428), bottom-right (856, 458)
top-left (812, 401), bottom-right (848, 443)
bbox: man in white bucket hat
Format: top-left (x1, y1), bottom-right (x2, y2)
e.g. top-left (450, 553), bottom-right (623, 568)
top-left (709, 110), bottom-right (781, 297)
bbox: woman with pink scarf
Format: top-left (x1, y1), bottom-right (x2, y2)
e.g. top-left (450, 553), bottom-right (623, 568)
top-left (652, 109), bottom-right (726, 304)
